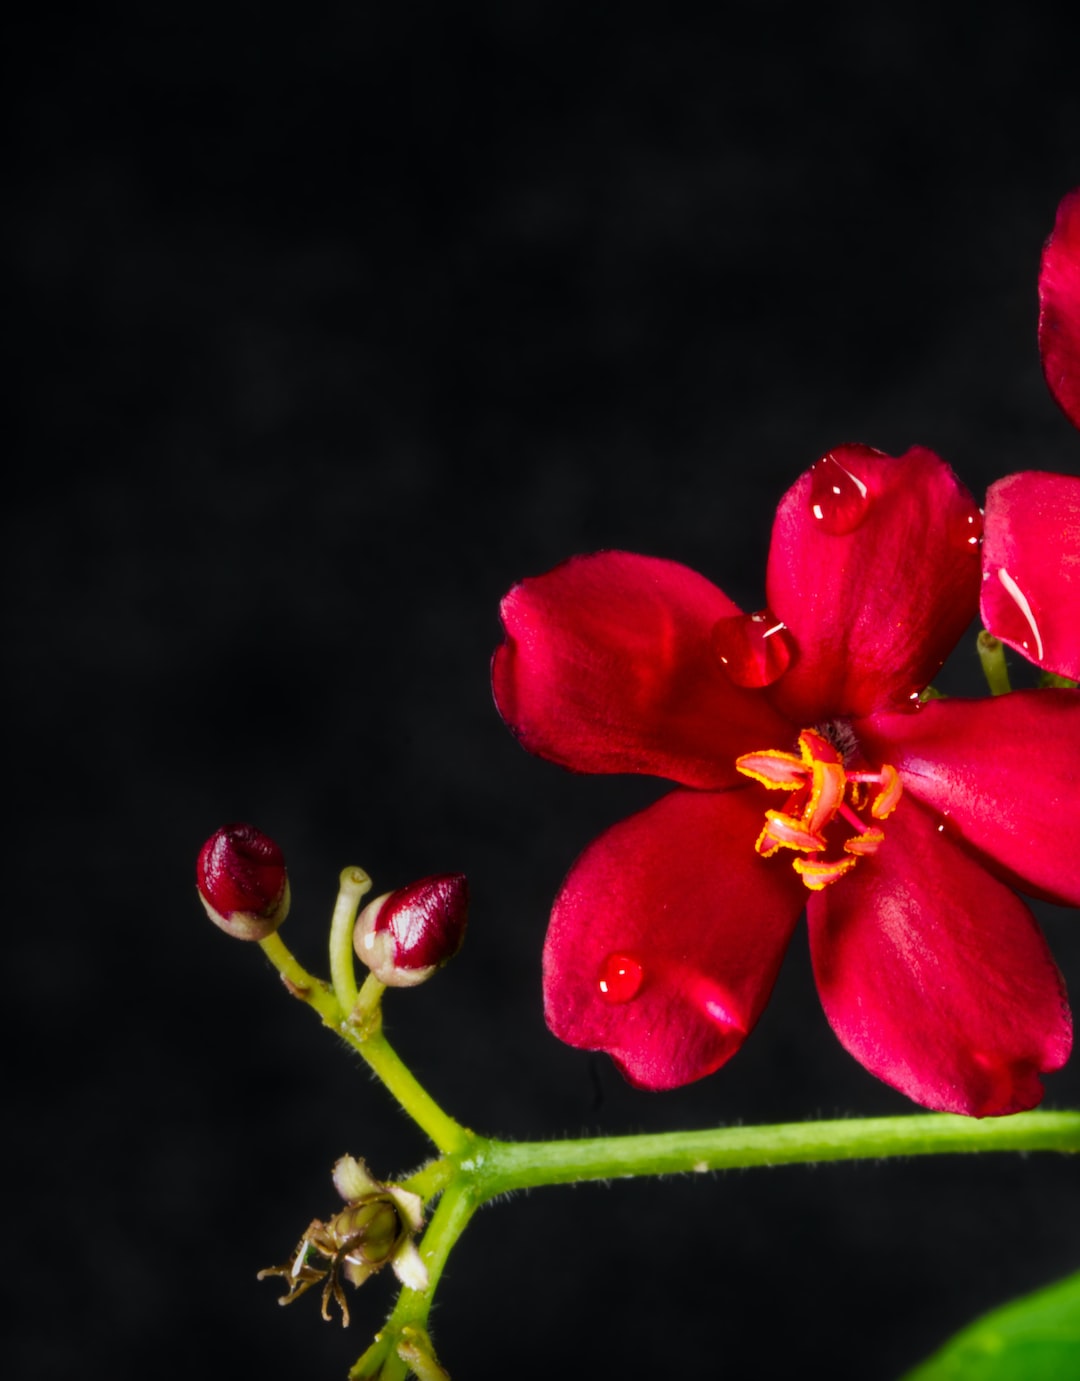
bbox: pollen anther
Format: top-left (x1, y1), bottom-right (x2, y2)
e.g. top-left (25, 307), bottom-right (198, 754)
top-left (736, 729), bottom-right (902, 889)
top-left (793, 855), bottom-right (856, 889)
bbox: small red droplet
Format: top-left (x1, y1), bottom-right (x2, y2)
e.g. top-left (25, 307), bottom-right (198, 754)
top-left (597, 952), bottom-right (644, 1004)
top-left (948, 503), bottom-right (984, 552)
top-left (713, 610), bottom-right (794, 688)
top-left (808, 452), bottom-right (873, 534)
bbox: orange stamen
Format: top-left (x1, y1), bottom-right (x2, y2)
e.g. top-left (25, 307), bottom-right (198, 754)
top-left (737, 727), bottom-right (903, 890)
top-left (793, 856), bottom-right (857, 889)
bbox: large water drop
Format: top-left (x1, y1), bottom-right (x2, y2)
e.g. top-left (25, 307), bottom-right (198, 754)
top-left (713, 609), bottom-right (794, 688)
top-left (808, 452), bottom-right (872, 534)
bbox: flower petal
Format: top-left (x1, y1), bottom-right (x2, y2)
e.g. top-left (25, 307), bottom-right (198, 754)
top-left (1039, 187), bottom-right (1080, 431)
top-left (543, 787), bottom-right (806, 1090)
top-left (765, 445), bottom-right (983, 722)
top-left (808, 796), bottom-right (1071, 1116)
top-left (980, 470), bottom-right (1080, 681)
top-left (332, 1154), bottom-right (381, 1202)
top-left (391, 1240), bottom-right (429, 1292)
top-left (493, 551), bottom-right (793, 788)
top-left (857, 691), bottom-right (1080, 906)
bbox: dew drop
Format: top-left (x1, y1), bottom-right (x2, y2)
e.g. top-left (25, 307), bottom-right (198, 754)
top-left (948, 503), bottom-right (984, 553)
top-left (597, 952), bottom-right (644, 1004)
top-left (808, 452), bottom-right (872, 534)
top-left (934, 810), bottom-right (958, 841)
top-left (713, 609), bottom-right (795, 688)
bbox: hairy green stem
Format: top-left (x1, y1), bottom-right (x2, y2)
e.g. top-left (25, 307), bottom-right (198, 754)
top-left (350, 1179), bottom-right (479, 1381)
top-left (352, 1111), bottom-right (1079, 1378)
top-left (258, 932), bottom-right (342, 1025)
top-left (347, 1027), bottom-right (473, 1156)
top-left (471, 1110), bottom-right (1080, 1199)
top-left (258, 928), bottom-right (470, 1155)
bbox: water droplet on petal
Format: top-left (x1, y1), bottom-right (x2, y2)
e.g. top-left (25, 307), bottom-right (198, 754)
top-left (948, 503), bottom-right (984, 552)
top-left (808, 452), bottom-right (872, 534)
top-left (933, 810), bottom-right (959, 841)
top-left (993, 567), bottom-right (1045, 662)
top-left (713, 610), bottom-right (795, 688)
top-left (597, 952), bottom-right (644, 1004)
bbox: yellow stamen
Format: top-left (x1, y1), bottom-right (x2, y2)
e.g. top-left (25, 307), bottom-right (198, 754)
top-left (735, 748), bottom-right (807, 789)
top-left (871, 764), bottom-right (902, 819)
top-left (758, 810), bottom-right (827, 854)
top-left (739, 727), bottom-right (903, 889)
top-left (793, 856), bottom-right (857, 889)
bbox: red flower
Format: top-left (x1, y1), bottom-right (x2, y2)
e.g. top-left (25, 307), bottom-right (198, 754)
top-left (493, 445), bottom-right (1078, 1116)
top-left (979, 190), bottom-right (1080, 682)
top-left (1038, 186), bottom-right (1080, 433)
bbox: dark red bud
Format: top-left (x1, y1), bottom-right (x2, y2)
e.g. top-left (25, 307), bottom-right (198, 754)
top-left (353, 874), bottom-right (468, 987)
top-left (196, 822), bottom-right (291, 941)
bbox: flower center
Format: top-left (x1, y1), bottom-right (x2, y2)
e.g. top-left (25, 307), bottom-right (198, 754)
top-left (735, 727), bottom-right (902, 890)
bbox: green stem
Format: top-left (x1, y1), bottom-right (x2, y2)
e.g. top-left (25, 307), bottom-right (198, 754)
top-left (401, 1157), bottom-right (454, 1204)
top-left (352, 971), bottom-right (387, 1028)
top-left (977, 629), bottom-right (1012, 695)
top-left (471, 1111), bottom-right (1080, 1199)
top-left (258, 932), bottom-right (342, 1026)
top-left (258, 928), bottom-right (469, 1155)
top-left (329, 866), bottom-right (373, 1015)
top-left (349, 1111), bottom-right (1079, 1377)
top-left (350, 1178), bottom-right (479, 1381)
top-left (254, 939), bottom-right (1080, 1184)
top-left (346, 1027), bottom-right (472, 1156)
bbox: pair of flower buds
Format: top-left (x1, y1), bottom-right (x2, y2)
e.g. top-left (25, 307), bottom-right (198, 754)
top-left (196, 822), bottom-right (468, 987)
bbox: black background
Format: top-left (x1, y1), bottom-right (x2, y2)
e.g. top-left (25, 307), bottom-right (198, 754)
top-left (9, 6), bottom-right (1080, 1379)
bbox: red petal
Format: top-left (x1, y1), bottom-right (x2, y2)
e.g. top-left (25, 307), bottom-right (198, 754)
top-left (809, 796), bottom-right (1071, 1116)
top-left (765, 445), bottom-right (982, 722)
top-left (493, 552), bottom-right (793, 789)
top-left (543, 787), bottom-right (806, 1090)
top-left (1039, 187), bottom-right (1080, 431)
top-left (857, 691), bottom-right (1080, 906)
top-left (980, 470), bottom-right (1080, 681)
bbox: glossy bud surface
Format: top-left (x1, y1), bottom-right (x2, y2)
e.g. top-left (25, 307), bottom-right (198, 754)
top-left (354, 873), bottom-right (468, 986)
top-left (196, 822), bottom-right (290, 941)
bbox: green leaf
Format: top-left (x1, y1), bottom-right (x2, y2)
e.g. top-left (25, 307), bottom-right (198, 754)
top-left (900, 1269), bottom-right (1080, 1381)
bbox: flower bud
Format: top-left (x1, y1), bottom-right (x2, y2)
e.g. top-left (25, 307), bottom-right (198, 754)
top-left (196, 822), bottom-right (291, 941)
top-left (353, 873), bottom-right (468, 987)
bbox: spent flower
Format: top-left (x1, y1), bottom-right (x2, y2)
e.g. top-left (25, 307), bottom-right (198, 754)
top-left (258, 1155), bottom-right (427, 1326)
